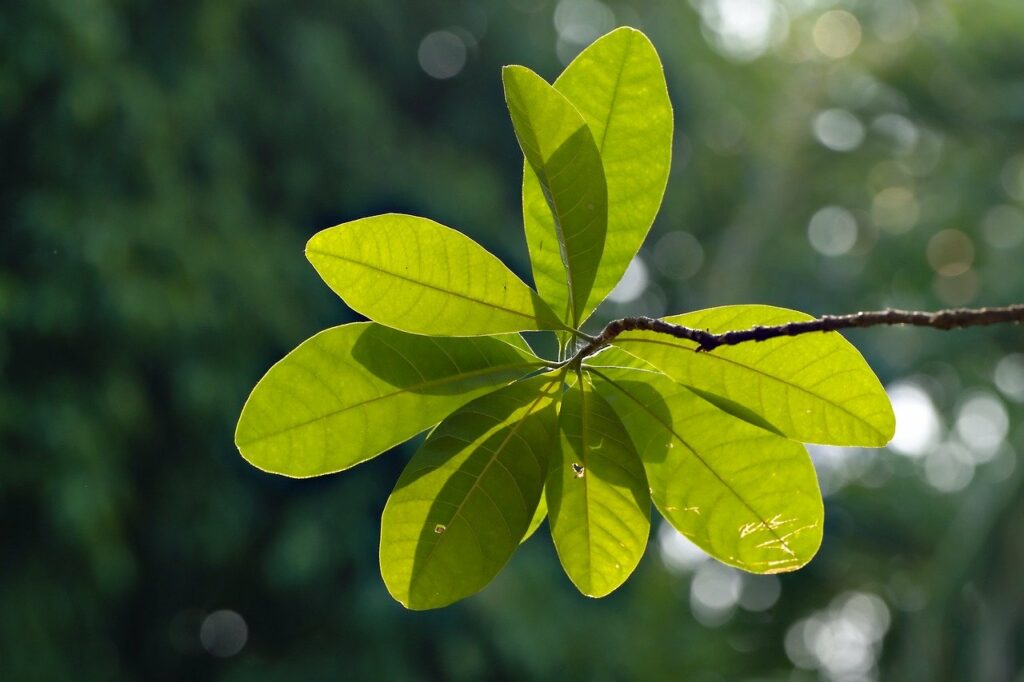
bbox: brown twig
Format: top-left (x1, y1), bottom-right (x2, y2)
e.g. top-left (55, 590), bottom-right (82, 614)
top-left (565, 304), bottom-right (1024, 367)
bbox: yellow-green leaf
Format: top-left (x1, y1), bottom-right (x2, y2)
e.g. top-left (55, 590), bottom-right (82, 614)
top-left (503, 65), bottom-right (608, 328)
top-left (591, 367), bottom-right (823, 574)
top-left (235, 323), bottom-right (541, 477)
top-left (524, 27), bottom-right (672, 326)
top-left (584, 344), bottom-right (657, 371)
top-left (522, 489), bottom-right (548, 544)
top-left (611, 305), bottom-right (895, 446)
top-left (547, 374), bottom-right (650, 597)
top-left (306, 214), bottom-right (563, 336)
top-left (380, 376), bottom-right (560, 609)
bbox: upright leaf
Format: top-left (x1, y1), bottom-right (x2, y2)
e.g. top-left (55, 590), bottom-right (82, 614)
top-left (235, 323), bottom-right (541, 477)
top-left (380, 376), bottom-right (560, 609)
top-left (503, 66), bottom-right (608, 328)
top-left (591, 367), bottom-right (823, 574)
top-left (524, 27), bottom-right (672, 325)
top-left (548, 374), bottom-right (650, 597)
top-left (306, 214), bottom-right (563, 336)
top-left (611, 305), bottom-right (895, 446)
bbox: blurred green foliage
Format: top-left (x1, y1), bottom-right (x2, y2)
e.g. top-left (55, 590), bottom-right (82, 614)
top-left (3, 0), bottom-right (1024, 680)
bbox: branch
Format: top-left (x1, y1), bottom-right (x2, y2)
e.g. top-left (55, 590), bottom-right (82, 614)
top-left (569, 304), bottom-right (1024, 366)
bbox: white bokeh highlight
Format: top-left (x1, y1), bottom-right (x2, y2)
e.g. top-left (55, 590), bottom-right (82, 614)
top-left (785, 592), bottom-right (891, 680)
top-left (697, 0), bottom-right (789, 62)
top-left (814, 109), bottom-right (865, 152)
top-left (418, 31), bottom-right (467, 79)
top-left (200, 610), bottom-right (248, 658)
top-left (808, 206), bottom-right (858, 256)
top-left (607, 256), bottom-right (649, 303)
top-left (995, 353), bottom-right (1024, 402)
top-left (886, 380), bottom-right (942, 458)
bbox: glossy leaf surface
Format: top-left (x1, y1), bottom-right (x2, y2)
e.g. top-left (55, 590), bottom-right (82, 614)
top-left (612, 305), bottom-right (895, 446)
top-left (380, 376), bottom-right (559, 609)
top-left (306, 214), bottom-right (563, 336)
top-left (235, 323), bottom-right (541, 477)
top-left (592, 367), bottom-right (823, 574)
top-left (523, 27), bottom-right (672, 326)
top-left (548, 375), bottom-right (650, 596)
top-left (503, 65), bottom-right (608, 327)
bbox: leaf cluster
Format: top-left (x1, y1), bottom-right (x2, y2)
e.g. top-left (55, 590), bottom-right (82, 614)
top-left (236, 28), bottom-right (894, 609)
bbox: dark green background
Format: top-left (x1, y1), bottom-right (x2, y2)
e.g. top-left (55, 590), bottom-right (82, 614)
top-left (4, 1), bottom-right (1024, 679)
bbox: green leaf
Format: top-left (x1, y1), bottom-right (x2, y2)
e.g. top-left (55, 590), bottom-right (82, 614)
top-left (584, 344), bottom-right (657, 371)
top-left (380, 375), bottom-right (560, 609)
top-left (591, 344), bottom-right (782, 435)
top-left (590, 367), bottom-right (823, 574)
top-left (547, 373), bottom-right (650, 597)
top-left (306, 214), bottom-right (564, 336)
top-left (503, 65), bottom-right (608, 328)
top-left (235, 323), bottom-right (542, 477)
top-left (611, 305), bottom-right (895, 446)
top-left (492, 333), bottom-right (538, 358)
top-left (521, 488), bottom-right (547, 544)
top-left (524, 27), bottom-right (672, 326)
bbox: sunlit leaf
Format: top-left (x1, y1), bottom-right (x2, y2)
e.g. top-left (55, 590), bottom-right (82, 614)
top-left (524, 27), bottom-right (672, 326)
top-left (492, 333), bottom-right (539, 357)
top-left (503, 65), bottom-right (608, 328)
top-left (522, 489), bottom-right (548, 544)
top-left (232, 27), bottom-right (902, 607)
top-left (547, 374), bottom-right (650, 596)
top-left (584, 344), bottom-right (657, 371)
top-left (591, 367), bottom-right (823, 574)
top-left (611, 305), bottom-right (895, 446)
top-left (380, 376), bottom-right (560, 609)
top-left (235, 323), bottom-right (542, 477)
top-left (306, 214), bottom-right (564, 336)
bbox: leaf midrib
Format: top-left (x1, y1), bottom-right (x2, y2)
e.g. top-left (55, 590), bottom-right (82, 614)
top-left (509, 75), bottom-right (596, 328)
top-left (307, 248), bottom-right (550, 325)
top-left (592, 30), bottom-right (634, 153)
top-left (555, 29), bottom-right (639, 326)
top-left (613, 336), bottom-right (887, 440)
top-left (588, 368), bottom-right (800, 562)
top-left (409, 381), bottom-right (556, 596)
top-left (238, 360), bottom-right (541, 446)
top-left (536, 178), bottom-right (578, 326)
top-left (577, 378), bottom-right (595, 587)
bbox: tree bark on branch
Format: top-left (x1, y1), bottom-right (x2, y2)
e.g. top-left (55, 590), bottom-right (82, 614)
top-left (567, 304), bottom-right (1024, 367)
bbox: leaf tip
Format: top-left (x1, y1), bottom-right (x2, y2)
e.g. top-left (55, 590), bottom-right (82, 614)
top-left (303, 229), bottom-right (327, 266)
top-left (610, 25), bottom-right (641, 38)
top-left (501, 64), bottom-right (548, 94)
top-left (500, 63), bottom-right (524, 82)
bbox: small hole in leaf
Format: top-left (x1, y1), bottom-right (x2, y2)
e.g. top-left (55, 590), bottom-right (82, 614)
top-left (434, 524), bottom-right (446, 534)
top-left (571, 462), bottom-right (585, 478)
